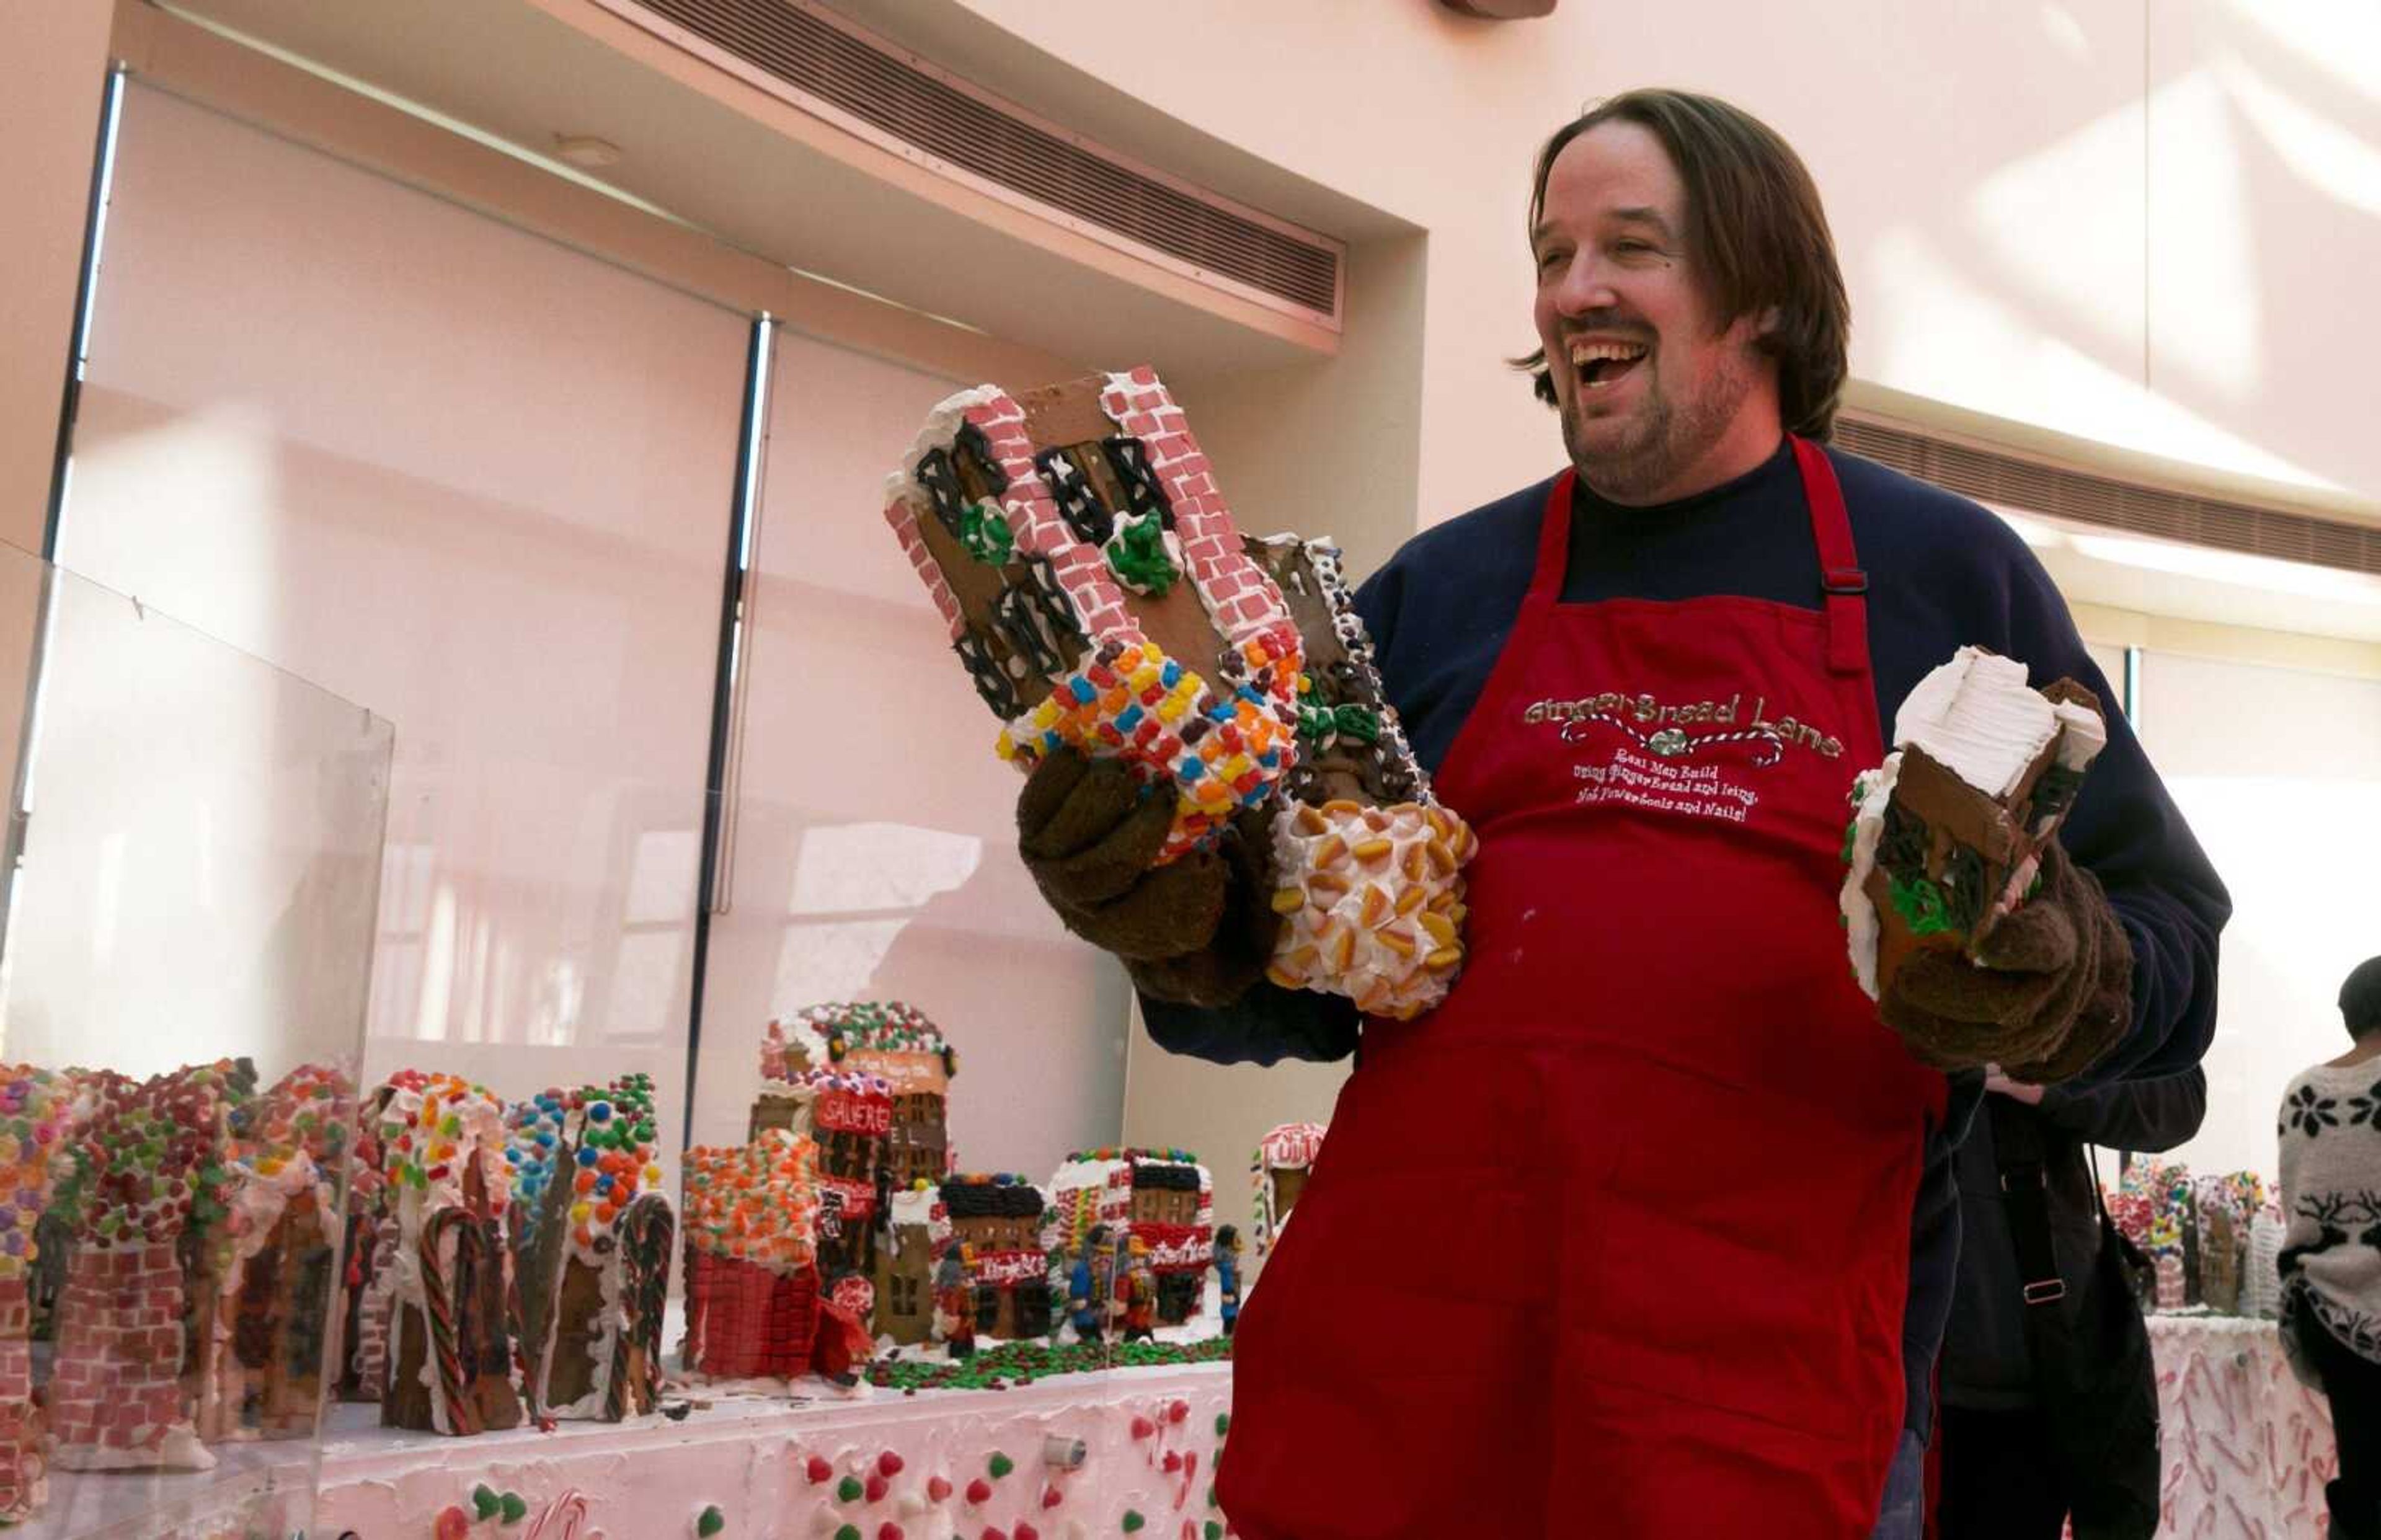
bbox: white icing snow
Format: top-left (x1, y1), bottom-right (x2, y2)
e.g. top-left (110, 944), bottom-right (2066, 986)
top-left (2051, 698), bottom-right (2106, 771)
top-left (1838, 755), bottom-right (1903, 1001)
top-left (1891, 647), bottom-right (2054, 799)
top-left (880, 383), bottom-right (1008, 511)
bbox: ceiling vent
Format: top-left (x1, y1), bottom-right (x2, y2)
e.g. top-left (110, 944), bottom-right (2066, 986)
top-left (1837, 416), bottom-right (2381, 580)
top-left (613, 0), bottom-right (1345, 327)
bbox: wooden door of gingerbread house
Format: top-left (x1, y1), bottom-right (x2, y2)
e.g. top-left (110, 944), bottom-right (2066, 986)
top-left (877, 1224), bottom-right (934, 1345)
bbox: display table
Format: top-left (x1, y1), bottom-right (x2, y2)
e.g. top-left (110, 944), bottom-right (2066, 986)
top-left (316, 1365), bottom-right (1236, 1540)
top-left (2150, 1315), bottom-right (2336, 1538)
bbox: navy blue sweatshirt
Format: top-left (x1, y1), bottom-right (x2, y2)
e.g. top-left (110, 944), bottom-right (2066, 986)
top-left (1143, 438), bottom-right (2230, 1442)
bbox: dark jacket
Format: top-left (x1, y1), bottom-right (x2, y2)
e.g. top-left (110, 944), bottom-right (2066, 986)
top-left (1940, 1068), bottom-right (2207, 1409)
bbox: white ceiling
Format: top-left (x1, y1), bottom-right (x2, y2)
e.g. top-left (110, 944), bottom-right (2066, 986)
top-left (164, 0), bottom-right (1365, 373)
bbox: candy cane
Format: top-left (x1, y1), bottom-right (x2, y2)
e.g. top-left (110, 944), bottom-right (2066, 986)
top-left (606, 1194), bottom-right (672, 1420)
top-left (1565, 710), bottom-right (1785, 768)
top-left (420, 1207), bottom-right (482, 1436)
top-left (525, 1488), bottom-right (593, 1540)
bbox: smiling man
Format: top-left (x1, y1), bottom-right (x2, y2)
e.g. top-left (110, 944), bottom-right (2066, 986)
top-left (1015, 90), bottom-right (2228, 1536)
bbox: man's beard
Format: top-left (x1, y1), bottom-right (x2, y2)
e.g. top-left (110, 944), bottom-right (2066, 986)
top-left (1561, 351), bottom-right (1756, 503)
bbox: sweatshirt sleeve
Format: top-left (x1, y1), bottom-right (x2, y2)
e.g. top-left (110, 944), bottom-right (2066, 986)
top-left (2034, 1064), bottom-right (2207, 1153)
top-left (1998, 546), bottom-right (2231, 1084)
top-left (1138, 983), bottom-right (1361, 1066)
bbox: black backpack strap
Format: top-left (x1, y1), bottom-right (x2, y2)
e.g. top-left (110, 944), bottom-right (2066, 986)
top-left (1989, 1095), bottom-right (2068, 1309)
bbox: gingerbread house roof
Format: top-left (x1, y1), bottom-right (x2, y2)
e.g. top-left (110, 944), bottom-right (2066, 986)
top-left (683, 1128), bottom-right (819, 1275)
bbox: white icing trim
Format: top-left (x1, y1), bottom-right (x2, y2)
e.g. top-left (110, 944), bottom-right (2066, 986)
top-left (881, 384), bottom-right (1008, 511)
top-left (1839, 755), bottom-right (1902, 1001)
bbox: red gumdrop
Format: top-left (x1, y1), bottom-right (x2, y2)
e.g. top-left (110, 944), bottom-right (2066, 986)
top-left (982, 1531), bottom-right (1008, 1540)
top-left (866, 1474), bottom-right (889, 1503)
top-left (1162, 1451), bottom-right (1182, 1473)
top-left (1130, 1416), bottom-right (1156, 1441)
top-left (965, 1479), bottom-right (993, 1507)
top-left (806, 1455), bottom-right (835, 1484)
top-left (879, 1451), bottom-right (905, 1479)
top-left (927, 1477), bottom-right (952, 1503)
top-left (1041, 1485), bottom-right (1065, 1508)
top-left (878, 1526), bottom-right (904, 1540)
top-left (1014, 1527), bottom-right (1040, 1540)
top-left (1168, 1399), bottom-right (1189, 1423)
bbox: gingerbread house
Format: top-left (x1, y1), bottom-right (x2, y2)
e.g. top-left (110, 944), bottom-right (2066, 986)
top-left (372, 1071), bottom-right (523, 1435)
top-left (873, 1180), bottom-right (951, 1348)
top-left (50, 1060), bottom-right (252, 1474)
top-left (680, 1128), bottom-right (824, 1381)
top-left (748, 1062), bottom-right (893, 1298)
top-left (188, 1063), bottom-right (350, 1444)
top-left (884, 370), bottom-right (1476, 1019)
top-left (0, 1064), bottom-right (74, 1523)
top-left (510, 1074), bottom-right (672, 1420)
top-left (763, 1004), bottom-right (955, 1189)
top-left (1049, 1148), bottom-right (1213, 1327)
top-left (1843, 648), bottom-right (2108, 1002)
top-left (1251, 1122), bottom-right (1327, 1261)
top-left (940, 1174), bottom-right (1052, 1341)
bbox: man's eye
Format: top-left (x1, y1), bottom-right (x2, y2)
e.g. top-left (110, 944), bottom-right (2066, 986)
top-left (1536, 249), bottom-right (1568, 274)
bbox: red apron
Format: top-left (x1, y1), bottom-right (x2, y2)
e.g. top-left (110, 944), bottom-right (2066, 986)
top-left (1222, 440), bottom-right (1948, 1538)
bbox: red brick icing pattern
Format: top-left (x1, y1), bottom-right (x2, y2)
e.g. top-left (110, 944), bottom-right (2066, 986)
top-left (1097, 367), bottom-right (1292, 644)
top-left (48, 1242), bottom-right (188, 1457)
top-left (684, 1250), bottom-right (820, 1380)
top-left (964, 391), bottom-right (1145, 647)
top-left (0, 1279), bottom-right (38, 1519)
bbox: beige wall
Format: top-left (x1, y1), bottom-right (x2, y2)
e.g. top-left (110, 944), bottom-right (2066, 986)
top-left (0, 2), bottom-right (113, 556)
top-left (943, 0), bottom-right (2381, 524)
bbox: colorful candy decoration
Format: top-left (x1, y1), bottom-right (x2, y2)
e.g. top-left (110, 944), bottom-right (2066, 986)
top-left (1265, 799), bottom-right (1475, 1020)
top-left (0, 1064), bottom-right (75, 1523)
top-left (884, 370), bottom-right (1306, 865)
top-left (510, 1076), bottom-right (671, 1421)
top-left (371, 1070), bottom-right (523, 1436)
top-left (884, 370), bottom-right (1479, 1016)
top-left (681, 1130), bottom-right (825, 1380)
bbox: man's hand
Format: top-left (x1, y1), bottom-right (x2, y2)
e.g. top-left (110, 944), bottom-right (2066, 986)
top-left (1018, 747), bottom-right (1280, 1006)
top-left (1982, 1068), bottom-right (2046, 1105)
top-left (1879, 841), bottom-right (2133, 1083)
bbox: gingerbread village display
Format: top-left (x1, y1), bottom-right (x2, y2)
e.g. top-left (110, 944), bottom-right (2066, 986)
top-left (0, 1058), bottom-right (368, 1527)
top-left (0, 1001), bottom-right (1274, 1528)
top-left (1842, 645), bottom-right (2109, 1003)
top-left (882, 367), bottom-right (1476, 1020)
top-left (2113, 1159), bottom-right (2287, 1320)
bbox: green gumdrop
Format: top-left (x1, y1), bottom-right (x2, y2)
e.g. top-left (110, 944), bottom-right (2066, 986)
top-left (500, 1492), bottom-right (528, 1524)
top-left (1214, 1412), bottom-right (1231, 1436)
top-left (1207, 1526), bottom-right (1224, 1540)
top-left (473, 1484), bottom-right (502, 1519)
top-left (1123, 1513), bottom-right (1146, 1533)
top-left (988, 1452), bottom-right (1014, 1479)
top-left (835, 1528), bottom-right (861, 1540)
top-left (696, 1506), bottom-right (725, 1538)
top-left (836, 1476), bottom-right (864, 1504)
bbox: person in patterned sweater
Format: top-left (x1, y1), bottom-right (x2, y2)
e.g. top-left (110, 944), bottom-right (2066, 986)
top-left (2277, 955), bottom-right (2381, 1539)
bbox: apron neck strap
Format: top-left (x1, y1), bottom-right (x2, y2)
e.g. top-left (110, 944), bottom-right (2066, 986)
top-left (1527, 468), bottom-right (1578, 609)
top-left (1529, 447), bottom-right (1870, 678)
top-left (1791, 436), bottom-right (1869, 677)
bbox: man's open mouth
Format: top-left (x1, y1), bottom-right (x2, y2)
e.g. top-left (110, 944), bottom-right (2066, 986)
top-left (1568, 339), bottom-right (1649, 391)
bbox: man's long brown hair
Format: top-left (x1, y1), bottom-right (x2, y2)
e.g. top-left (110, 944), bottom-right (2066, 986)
top-left (1517, 89), bottom-right (1850, 441)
